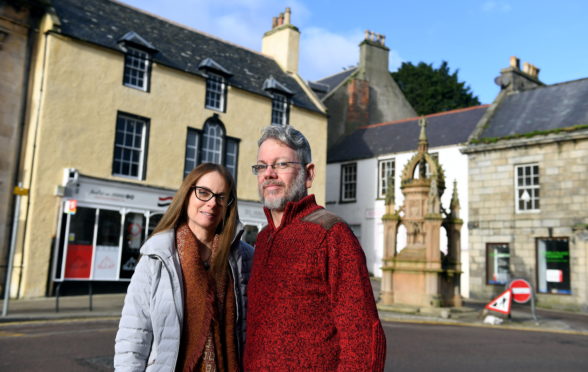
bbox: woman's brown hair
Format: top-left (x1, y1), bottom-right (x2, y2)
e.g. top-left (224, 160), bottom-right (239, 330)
top-left (151, 163), bottom-right (238, 273)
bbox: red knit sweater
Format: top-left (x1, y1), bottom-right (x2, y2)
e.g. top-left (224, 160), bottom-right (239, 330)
top-left (243, 195), bottom-right (386, 371)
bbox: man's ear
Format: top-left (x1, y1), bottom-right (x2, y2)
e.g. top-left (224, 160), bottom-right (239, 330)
top-left (305, 163), bottom-right (315, 189)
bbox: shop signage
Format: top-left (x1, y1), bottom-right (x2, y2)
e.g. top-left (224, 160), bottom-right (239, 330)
top-left (65, 199), bottom-right (78, 215)
top-left (72, 177), bottom-right (175, 211)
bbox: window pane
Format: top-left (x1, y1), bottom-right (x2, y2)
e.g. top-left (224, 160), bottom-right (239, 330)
top-left (202, 122), bottom-right (224, 164)
top-left (184, 129), bottom-right (200, 178)
top-left (113, 114), bottom-right (146, 178)
top-left (341, 163), bottom-right (357, 201)
top-left (537, 238), bottom-right (571, 294)
top-left (486, 243), bottom-right (510, 285)
top-left (123, 47), bottom-right (149, 90)
top-left (120, 212), bottom-right (146, 279)
top-left (205, 73), bottom-right (225, 111)
top-left (271, 94), bottom-right (289, 125)
top-left (515, 164), bottom-right (540, 212)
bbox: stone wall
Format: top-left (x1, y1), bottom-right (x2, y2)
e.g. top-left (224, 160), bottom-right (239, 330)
top-left (467, 134), bottom-right (588, 311)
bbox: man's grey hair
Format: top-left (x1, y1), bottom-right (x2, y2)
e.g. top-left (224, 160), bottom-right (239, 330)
top-left (257, 125), bottom-right (312, 165)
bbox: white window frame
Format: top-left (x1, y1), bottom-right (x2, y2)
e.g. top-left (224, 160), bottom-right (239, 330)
top-left (113, 113), bottom-right (147, 179)
top-left (184, 128), bottom-right (200, 178)
top-left (123, 46), bottom-right (150, 91)
top-left (201, 122), bottom-right (224, 164)
top-left (184, 120), bottom-right (240, 181)
top-left (225, 138), bottom-right (239, 179)
top-left (378, 158), bottom-right (395, 199)
top-left (341, 163), bottom-right (357, 202)
top-left (271, 93), bottom-right (289, 126)
top-left (515, 163), bottom-right (540, 213)
top-left (205, 72), bottom-right (226, 111)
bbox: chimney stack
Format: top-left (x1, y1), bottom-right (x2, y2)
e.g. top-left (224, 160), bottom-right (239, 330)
top-left (495, 56), bottom-right (543, 92)
top-left (262, 8), bottom-right (300, 74)
top-left (359, 30), bottom-right (390, 75)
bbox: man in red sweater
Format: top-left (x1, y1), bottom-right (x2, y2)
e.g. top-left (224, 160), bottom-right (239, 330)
top-left (244, 125), bottom-right (386, 371)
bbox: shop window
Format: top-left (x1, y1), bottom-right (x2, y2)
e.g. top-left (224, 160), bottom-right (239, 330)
top-left (515, 163), bottom-right (540, 212)
top-left (378, 158), bottom-right (395, 199)
top-left (63, 206), bottom-right (96, 279)
top-left (147, 213), bottom-right (163, 237)
top-left (205, 72), bottom-right (226, 111)
top-left (120, 212), bottom-right (146, 279)
top-left (183, 116), bottom-right (240, 181)
top-left (537, 237), bottom-right (571, 294)
top-left (55, 202), bottom-right (165, 282)
top-left (486, 243), bottom-right (510, 285)
top-left (113, 112), bottom-right (149, 180)
top-left (123, 46), bottom-right (150, 91)
top-left (94, 209), bottom-right (122, 280)
top-left (340, 163), bottom-right (357, 202)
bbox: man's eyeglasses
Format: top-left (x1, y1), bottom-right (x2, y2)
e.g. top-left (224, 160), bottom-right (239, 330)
top-left (251, 162), bottom-right (304, 175)
top-left (192, 186), bottom-right (233, 206)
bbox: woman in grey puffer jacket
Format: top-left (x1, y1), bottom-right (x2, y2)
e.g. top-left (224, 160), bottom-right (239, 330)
top-left (114, 164), bottom-right (253, 371)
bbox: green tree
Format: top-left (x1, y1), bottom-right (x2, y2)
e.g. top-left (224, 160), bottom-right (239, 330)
top-left (391, 61), bottom-right (480, 115)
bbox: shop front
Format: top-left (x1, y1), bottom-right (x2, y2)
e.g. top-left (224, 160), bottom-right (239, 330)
top-left (52, 174), bottom-right (176, 285)
top-left (52, 172), bottom-right (267, 289)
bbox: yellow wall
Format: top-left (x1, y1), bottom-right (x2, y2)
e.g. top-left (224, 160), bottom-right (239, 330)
top-left (15, 16), bottom-right (326, 297)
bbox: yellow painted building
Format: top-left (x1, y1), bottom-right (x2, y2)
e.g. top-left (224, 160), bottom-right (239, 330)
top-left (10, 0), bottom-right (326, 298)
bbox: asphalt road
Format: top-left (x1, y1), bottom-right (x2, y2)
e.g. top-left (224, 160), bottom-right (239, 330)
top-left (1, 318), bottom-right (587, 371)
top-left (383, 321), bottom-right (588, 371)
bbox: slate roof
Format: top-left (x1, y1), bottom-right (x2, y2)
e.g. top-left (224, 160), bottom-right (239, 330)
top-left (310, 68), bottom-right (357, 99)
top-left (328, 105), bottom-right (488, 163)
top-left (478, 78), bottom-right (588, 140)
top-left (49, 0), bottom-right (322, 113)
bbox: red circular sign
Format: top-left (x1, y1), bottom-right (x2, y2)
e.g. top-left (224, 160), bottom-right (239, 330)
top-left (509, 279), bottom-right (532, 303)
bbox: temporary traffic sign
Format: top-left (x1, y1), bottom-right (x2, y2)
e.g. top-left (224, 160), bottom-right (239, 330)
top-left (509, 279), bottom-right (532, 304)
top-left (485, 289), bottom-right (512, 315)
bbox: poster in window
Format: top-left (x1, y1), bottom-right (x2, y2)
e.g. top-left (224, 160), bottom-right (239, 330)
top-left (93, 245), bottom-right (119, 280)
top-left (119, 212), bottom-right (146, 279)
top-left (537, 238), bottom-right (571, 294)
top-left (487, 243), bottom-right (510, 285)
top-left (64, 244), bottom-right (93, 279)
top-left (64, 206), bottom-right (96, 279)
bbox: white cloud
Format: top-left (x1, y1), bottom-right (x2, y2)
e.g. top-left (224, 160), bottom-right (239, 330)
top-left (299, 27), bottom-right (363, 80)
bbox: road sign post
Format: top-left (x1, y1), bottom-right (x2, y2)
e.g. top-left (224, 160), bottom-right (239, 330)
top-left (508, 278), bottom-right (537, 321)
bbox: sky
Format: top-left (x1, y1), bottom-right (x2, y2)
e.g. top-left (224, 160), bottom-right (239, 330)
top-left (119, 0), bottom-right (588, 104)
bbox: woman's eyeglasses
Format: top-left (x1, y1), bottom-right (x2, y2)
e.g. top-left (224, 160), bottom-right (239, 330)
top-left (192, 186), bottom-right (233, 206)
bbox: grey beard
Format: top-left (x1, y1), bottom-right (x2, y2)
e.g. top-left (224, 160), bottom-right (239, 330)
top-left (260, 169), bottom-right (307, 211)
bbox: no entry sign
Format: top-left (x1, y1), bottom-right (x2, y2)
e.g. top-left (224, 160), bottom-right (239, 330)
top-left (509, 279), bottom-right (532, 304)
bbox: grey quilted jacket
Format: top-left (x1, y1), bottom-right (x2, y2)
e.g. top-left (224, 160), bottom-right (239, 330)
top-left (114, 228), bottom-right (253, 371)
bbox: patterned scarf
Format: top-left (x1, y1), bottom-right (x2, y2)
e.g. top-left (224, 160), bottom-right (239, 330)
top-left (175, 223), bottom-right (238, 372)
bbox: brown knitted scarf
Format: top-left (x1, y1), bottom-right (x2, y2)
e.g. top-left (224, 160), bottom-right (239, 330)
top-left (175, 224), bottom-right (238, 372)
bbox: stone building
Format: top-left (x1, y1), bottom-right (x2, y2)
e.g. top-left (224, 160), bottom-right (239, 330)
top-left (309, 30), bottom-right (416, 149)
top-left (6, 0), bottom-right (326, 298)
top-left (0, 0), bottom-right (47, 295)
top-left (463, 57), bottom-right (588, 311)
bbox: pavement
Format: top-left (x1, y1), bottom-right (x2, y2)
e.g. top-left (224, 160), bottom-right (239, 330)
top-left (1, 283), bottom-right (588, 336)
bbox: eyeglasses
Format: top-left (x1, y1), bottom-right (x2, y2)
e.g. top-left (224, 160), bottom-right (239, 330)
top-left (251, 162), bottom-right (304, 175)
top-left (192, 186), bottom-right (233, 206)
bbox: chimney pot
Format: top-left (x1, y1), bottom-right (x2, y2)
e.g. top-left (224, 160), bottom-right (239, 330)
top-left (285, 7), bottom-right (291, 24)
top-left (510, 56), bottom-right (520, 69)
top-left (522, 62), bottom-right (531, 74)
top-left (272, 16), bottom-right (277, 28)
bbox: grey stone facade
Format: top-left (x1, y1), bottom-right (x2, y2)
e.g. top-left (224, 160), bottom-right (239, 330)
top-left (466, 134), bottom-right (588, 311)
